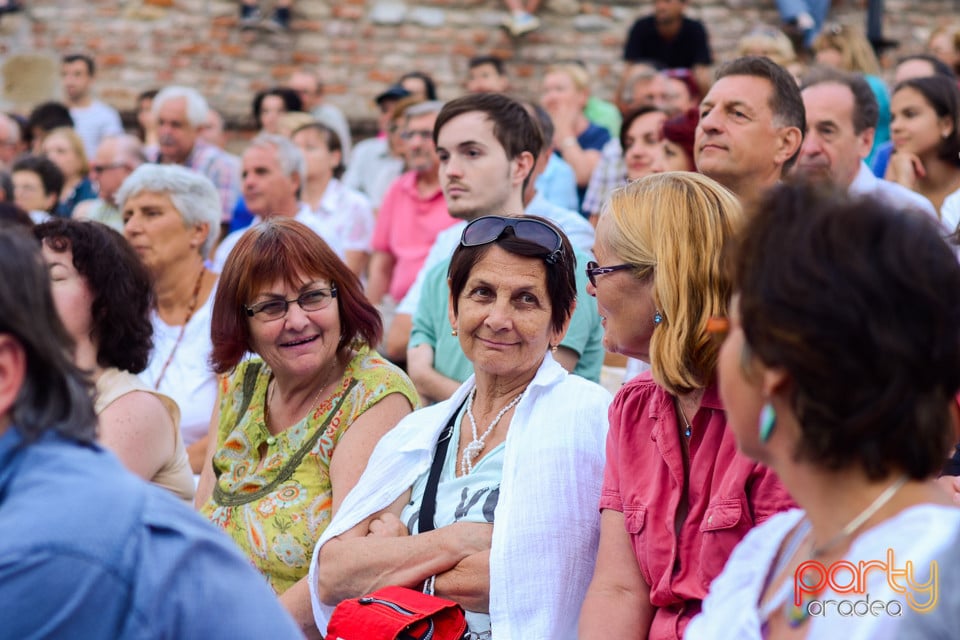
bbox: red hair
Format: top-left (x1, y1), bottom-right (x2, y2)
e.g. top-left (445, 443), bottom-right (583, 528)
top-left (210, 218), bottom-right (381, 374)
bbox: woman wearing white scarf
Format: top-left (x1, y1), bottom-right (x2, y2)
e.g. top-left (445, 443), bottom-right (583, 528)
top-left (308, 215), bottom-right (611, 638)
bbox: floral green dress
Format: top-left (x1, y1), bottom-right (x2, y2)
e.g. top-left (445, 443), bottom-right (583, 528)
top-left (200, 345), bottom-right (418, 594)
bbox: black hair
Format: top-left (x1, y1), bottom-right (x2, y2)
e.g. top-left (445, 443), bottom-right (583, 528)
top-left (0, 228), bottom-right (97, 444)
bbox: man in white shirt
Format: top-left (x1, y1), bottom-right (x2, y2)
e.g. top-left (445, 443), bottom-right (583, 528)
top-left (795, 68), bottom-right (937, 218)
top-left (61, 54), bottom-right (123, 160)
top-left (213, 134), bottom-right (342, 272)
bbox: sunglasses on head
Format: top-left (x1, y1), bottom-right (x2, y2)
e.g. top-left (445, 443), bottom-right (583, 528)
top-left (460, 215), bottom-right (564, 265)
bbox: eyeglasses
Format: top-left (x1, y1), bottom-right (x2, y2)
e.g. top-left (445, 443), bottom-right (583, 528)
top-left (245, 286), bottom-right (338, 321)
top-left (400, 129), bottom-right (433, 141)
top-left (91, 162), bottom-right (130, 174)
top-left (585, 260), bottom-right (639, 286)
top-left (461, 215), bottom-right (564, 265)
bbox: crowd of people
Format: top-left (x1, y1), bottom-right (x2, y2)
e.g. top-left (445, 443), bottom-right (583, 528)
top-left (2, 2), bottom-right (960, 638)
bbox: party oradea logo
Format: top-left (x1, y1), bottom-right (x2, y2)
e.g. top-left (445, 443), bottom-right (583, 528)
top-left (793, 548), bottom-right (938, 618)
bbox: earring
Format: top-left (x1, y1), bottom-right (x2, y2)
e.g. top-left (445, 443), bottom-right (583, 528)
top-left (550, 345), bottom-right (558, 352)
top-left (451, 328), bottom-right (458, 336)
top-left (653, 310), bottom-right (663, 325)
top-left (759, 403), bottom-right (776, 443)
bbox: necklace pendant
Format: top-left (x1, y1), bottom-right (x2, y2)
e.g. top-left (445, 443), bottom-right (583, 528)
top-left (684, 425), bottom-right (692, 438)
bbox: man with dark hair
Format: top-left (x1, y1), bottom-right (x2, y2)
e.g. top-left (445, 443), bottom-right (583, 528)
top-left (796, 68), bottom-right (937, 217)
top-left (61, 53), bottom-right (123, 159)
top-left (402, 92), bottom-right (603, 401)
top-left (695, 55), bottom-right (804, 206)
top-left (623, 0), bottom-right (712, 92)
top-left (895, 53), bottom-right (957, 85)
top-left (0, 228), bottom-right (302, 638)
top-left (466, 55), bottom-right (510, 93)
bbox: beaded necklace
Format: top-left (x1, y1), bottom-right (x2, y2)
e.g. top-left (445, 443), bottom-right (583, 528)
top-left (153, 268), bottom-right (204, 390)
top-left (459, 388), bottom-right (524, 475)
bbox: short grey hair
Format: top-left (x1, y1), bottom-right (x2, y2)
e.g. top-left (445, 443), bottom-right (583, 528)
top-left (100, 134), bottom-right (147, 167)
top-left (116, 164), bottom-right (222, 258)
top-left (152, 86), bottom-right (210, 128)
top-left (0, 112), bottom-right (20, 145)
top-left (404, 100), bottom-right (445, 120)
top-left (246, 133), bottom-right (306, 185)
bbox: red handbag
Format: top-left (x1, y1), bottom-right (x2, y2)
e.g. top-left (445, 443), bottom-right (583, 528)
top-left (325, 585), bottom-right (467, 640)
top-left (327, 411), bottom-right (469, 640)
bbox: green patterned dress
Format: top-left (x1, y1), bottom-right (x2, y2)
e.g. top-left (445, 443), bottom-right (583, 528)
top-left (200, 345), bottom-right (418, 593)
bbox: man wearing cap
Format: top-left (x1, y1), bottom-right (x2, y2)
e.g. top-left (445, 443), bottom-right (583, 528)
top-left (341, 83), bottom-right (410, 209)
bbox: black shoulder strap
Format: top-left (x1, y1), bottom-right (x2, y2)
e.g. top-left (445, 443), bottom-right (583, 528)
top-left (418, 398), bottom-right (465, 534)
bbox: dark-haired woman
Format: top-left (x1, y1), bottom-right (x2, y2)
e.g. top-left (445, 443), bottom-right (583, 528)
top-left (253, 87), bottom-right (303, 136)
top-left (686, 185), bottom-right (960, 639)
top-left (36, 218), bottom-right (194, 502)
top-left (886, 75), bottom-right (960, 229)
top-left (195, 218), bottom-right (418, 616)
top-left (310, 215), bottom-right (611, 639)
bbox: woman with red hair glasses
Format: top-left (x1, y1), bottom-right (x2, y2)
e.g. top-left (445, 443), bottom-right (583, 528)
top-left (196, 218), bottom-right (418, 620)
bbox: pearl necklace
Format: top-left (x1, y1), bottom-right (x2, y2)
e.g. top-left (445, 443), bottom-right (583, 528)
top-left (460, 388), bottom-right (523, 475)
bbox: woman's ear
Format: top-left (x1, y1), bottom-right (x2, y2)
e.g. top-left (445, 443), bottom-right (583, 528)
top-left (191, 222), bottom-right (210, 251)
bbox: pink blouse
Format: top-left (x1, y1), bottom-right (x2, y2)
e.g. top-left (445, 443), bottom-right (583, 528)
top-left (600, 373), bottom-right (794, 640)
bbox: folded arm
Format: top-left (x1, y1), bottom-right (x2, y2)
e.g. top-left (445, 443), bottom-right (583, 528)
top-left (315, 493), bottom-right (493, 606)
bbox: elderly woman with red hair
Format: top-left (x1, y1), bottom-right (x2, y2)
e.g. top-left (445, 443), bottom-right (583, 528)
top-left (196, 218), bottom-right (418, 625)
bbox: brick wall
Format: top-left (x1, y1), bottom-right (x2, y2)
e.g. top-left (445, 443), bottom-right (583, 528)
top-left (0, 0), bottom-right (956, 132)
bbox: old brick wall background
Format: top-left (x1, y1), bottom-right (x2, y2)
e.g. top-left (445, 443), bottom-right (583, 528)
top-left (0, 0), bottom-right (957, 134)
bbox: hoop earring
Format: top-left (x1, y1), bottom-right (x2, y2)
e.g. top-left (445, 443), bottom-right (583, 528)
top-left (759, 403), bottom-right (776, 443)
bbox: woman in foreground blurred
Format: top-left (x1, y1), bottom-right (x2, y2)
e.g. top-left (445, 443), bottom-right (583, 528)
top-left (686, 184), bottom-right (960, 639)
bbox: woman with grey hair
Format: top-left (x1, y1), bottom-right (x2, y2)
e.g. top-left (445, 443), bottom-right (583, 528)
top-left (118, 164), bottom-right (222, 474)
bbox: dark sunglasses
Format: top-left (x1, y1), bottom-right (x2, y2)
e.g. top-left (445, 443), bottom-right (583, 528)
top-left (585, 260), bottom-right (639, 287)
top-left (460, 215), bottom-right (563, 265)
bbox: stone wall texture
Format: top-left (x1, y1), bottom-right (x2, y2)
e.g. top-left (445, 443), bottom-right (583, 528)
top-left (0, 0), bottom-right (957, 131)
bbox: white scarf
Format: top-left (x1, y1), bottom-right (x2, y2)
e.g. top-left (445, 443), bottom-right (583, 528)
top-left (308, 353), bottom-right (611, 638)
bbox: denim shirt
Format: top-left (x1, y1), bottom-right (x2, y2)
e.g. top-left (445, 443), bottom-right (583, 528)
top-left (0, 428), bottom-right (302, 639)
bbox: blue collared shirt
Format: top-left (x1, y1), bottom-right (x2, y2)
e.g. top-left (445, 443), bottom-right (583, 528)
top-left (0, 428), bottom-right (303, 639)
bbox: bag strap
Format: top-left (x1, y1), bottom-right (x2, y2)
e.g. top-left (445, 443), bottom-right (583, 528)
top-left (213, 377), bottom-right (360, 506)
top-left (418, 398), bottom-right (466, 534)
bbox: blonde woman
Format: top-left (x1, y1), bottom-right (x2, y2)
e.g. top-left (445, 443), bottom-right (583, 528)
top-left (41, 126), bottom-right (97, 217)
top-left (578, 173), bottom-right (794, 639)
top-left (540, 63), bottom-right (612, 209)
top-left (736, 25), bottom-right (804, 83)
top-left (812, 22), bottom-right (890, 163)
